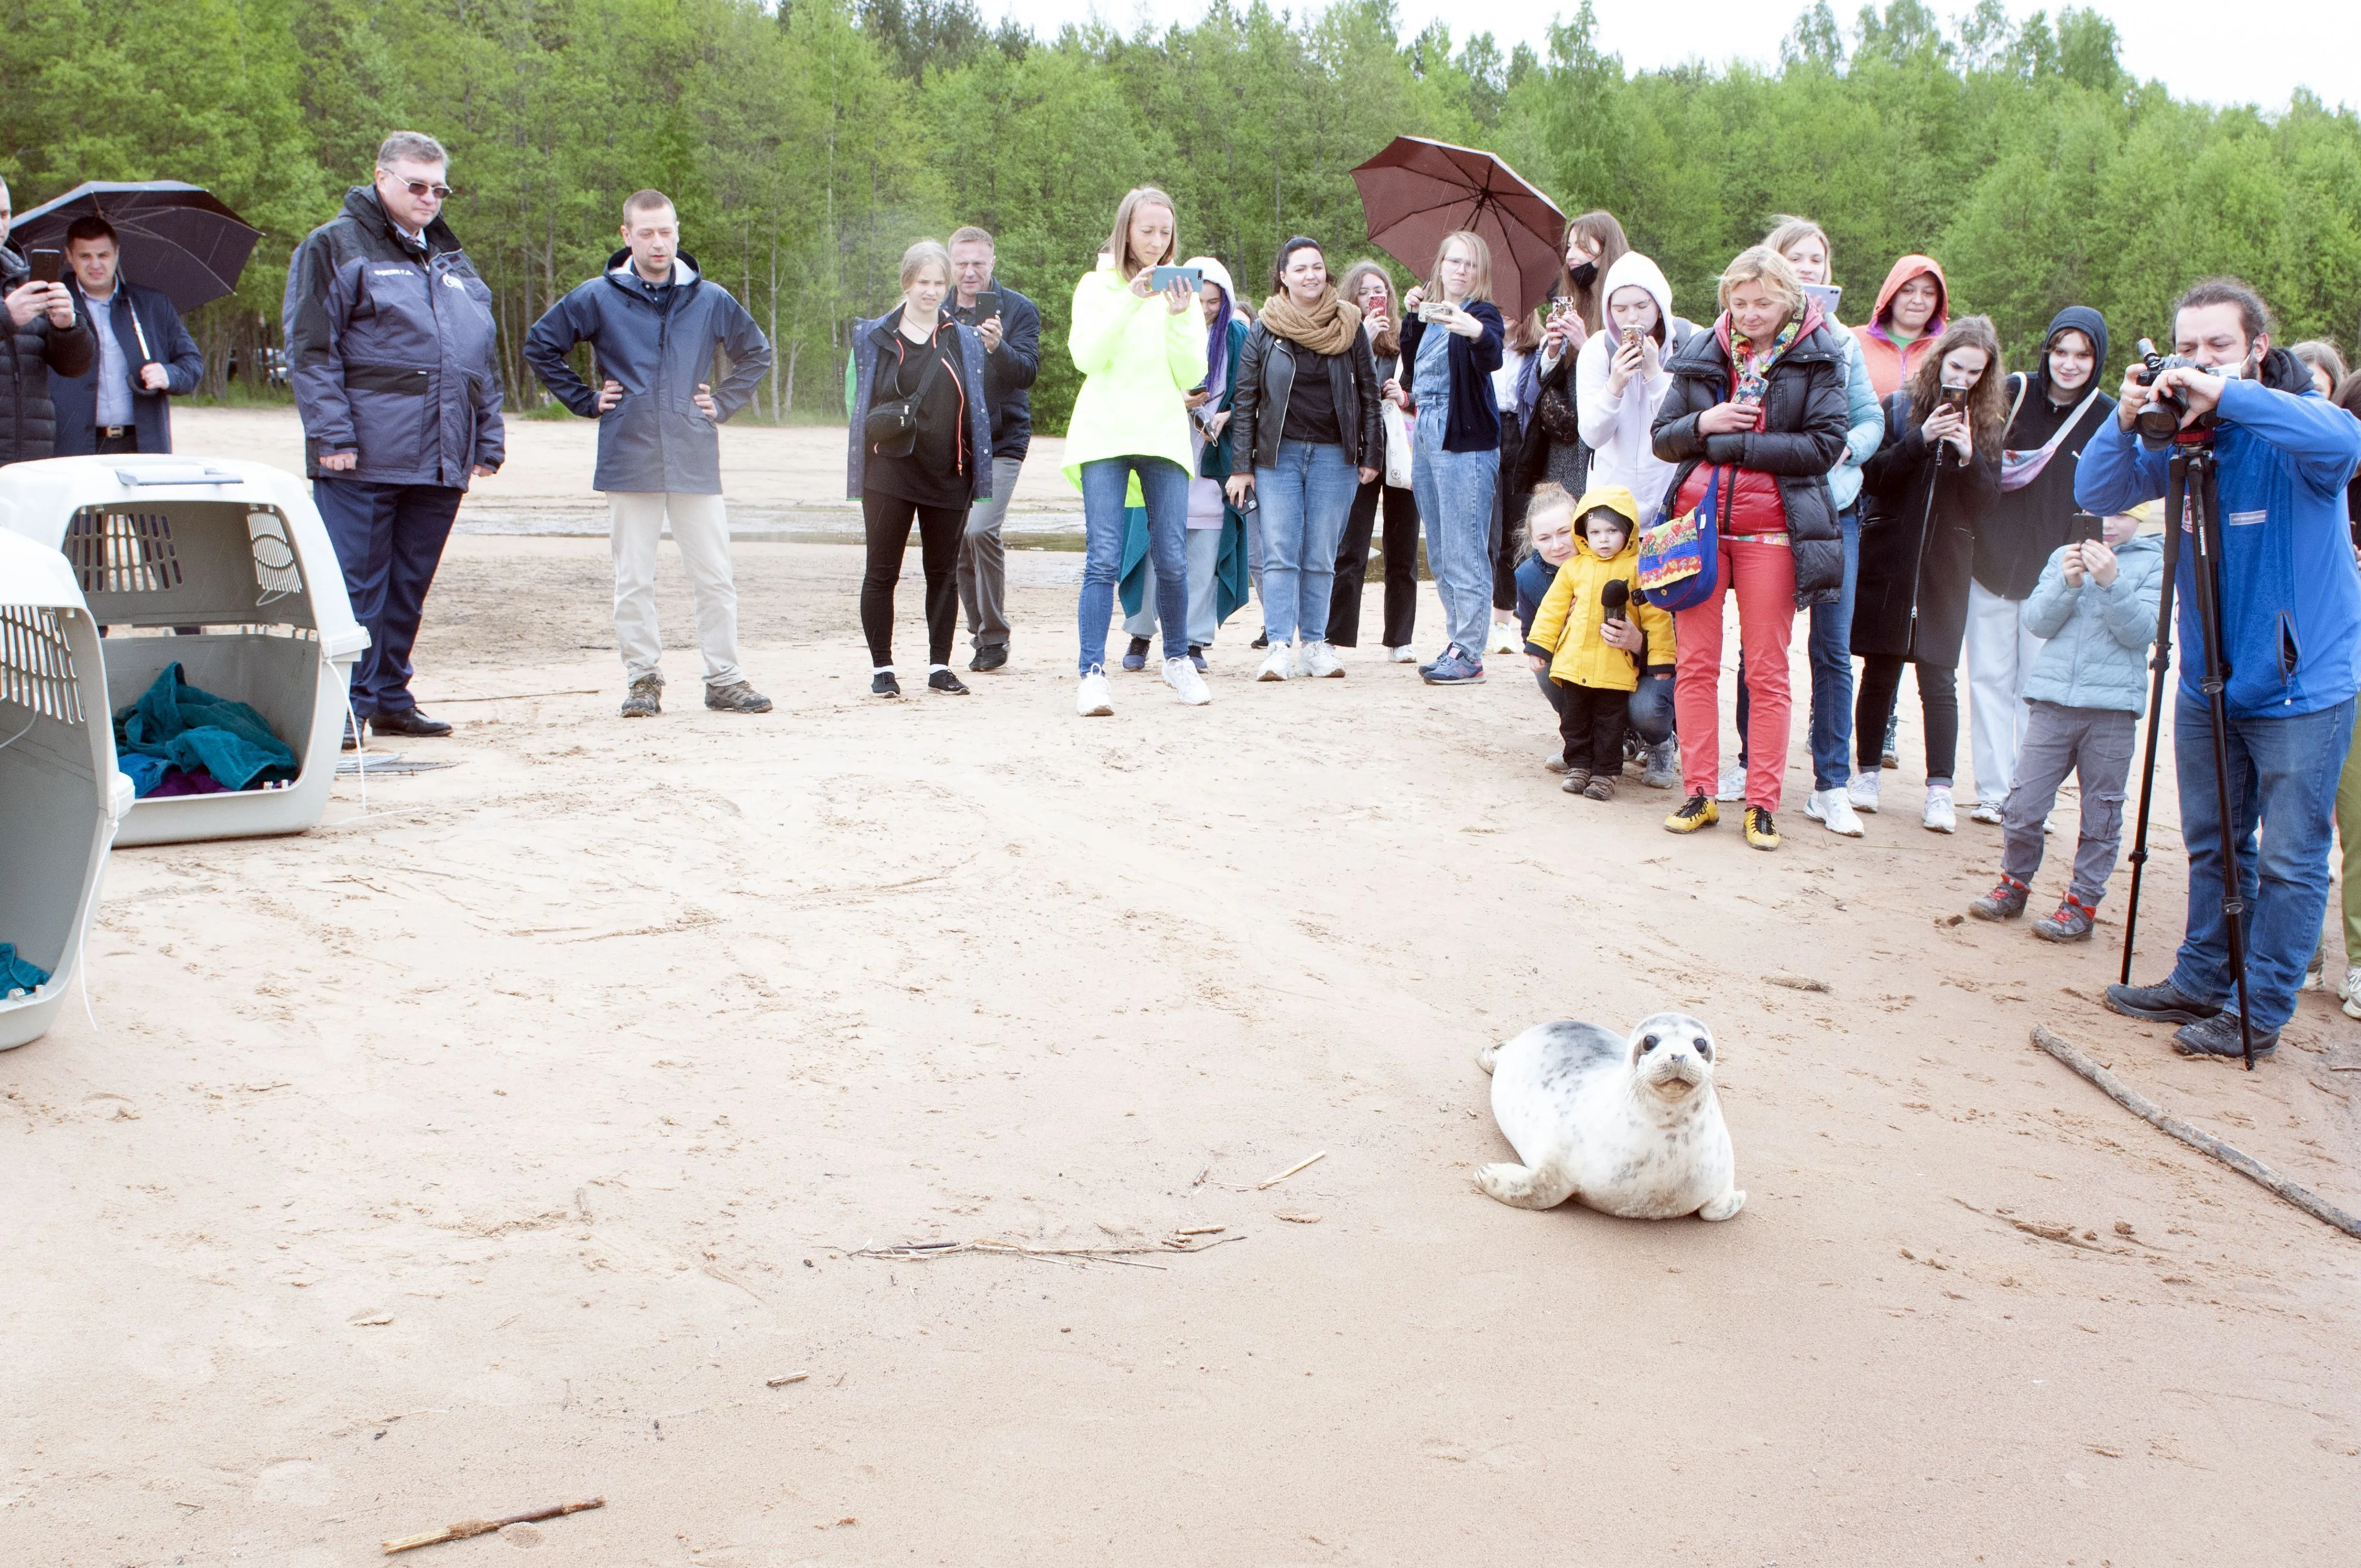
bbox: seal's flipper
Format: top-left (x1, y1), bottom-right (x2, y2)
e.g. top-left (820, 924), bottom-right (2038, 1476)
top-left (1476, 1160), bottom-right (1577, 1210)
top-left (1698, 1188), bottom-right (1747, 1222)
top-left (1476, 1040), bottom-right (1502, 1075)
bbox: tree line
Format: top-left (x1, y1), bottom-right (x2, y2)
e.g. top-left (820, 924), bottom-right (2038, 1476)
top-left (3, 0), bottom-right (2356, 431)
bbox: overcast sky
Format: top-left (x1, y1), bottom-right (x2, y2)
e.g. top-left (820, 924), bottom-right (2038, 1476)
top-left (1000, 0), bottom-right (2352, 113)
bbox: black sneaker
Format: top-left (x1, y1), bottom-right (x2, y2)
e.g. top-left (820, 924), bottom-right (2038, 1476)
top-left (872, 671), bottom-right (901, 698)
top-left (1188, 645), bottom-right (1208, 672)
top-left (2104, 979), bottom-right (2221, 1025)
top-left (928, 669), bottom-right (970, 695)
top-left (1122, 637), bottom-right (1151, 672)
top-left (1250, 630), bottom-right (1269, 650)
top-left (2171, 1011), bottom-right (2277, 1061)
top-left (970, 645), bottom-right (1008, 673)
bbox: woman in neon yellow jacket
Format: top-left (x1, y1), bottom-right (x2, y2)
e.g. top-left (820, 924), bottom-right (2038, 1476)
top-left (1065, 186), bottom-right (1210, 716)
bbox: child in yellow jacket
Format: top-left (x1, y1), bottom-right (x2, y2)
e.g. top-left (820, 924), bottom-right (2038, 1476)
top-left (1525, 483), bottom-right (1675, 800)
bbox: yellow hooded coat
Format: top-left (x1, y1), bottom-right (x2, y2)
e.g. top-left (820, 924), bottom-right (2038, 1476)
top-left (1526, 486), bottom-right (1675, 693)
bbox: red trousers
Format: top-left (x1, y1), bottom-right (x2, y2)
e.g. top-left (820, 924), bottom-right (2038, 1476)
top-left (1673, 537), bottom-right (1797, 810)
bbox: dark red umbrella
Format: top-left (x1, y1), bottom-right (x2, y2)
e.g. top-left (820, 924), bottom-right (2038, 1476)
top-left (1350, 137), bottom-right (1568, 318)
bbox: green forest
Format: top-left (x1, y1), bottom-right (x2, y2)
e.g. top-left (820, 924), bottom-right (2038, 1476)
top-left (4, 0), bottom-right (2357, 434)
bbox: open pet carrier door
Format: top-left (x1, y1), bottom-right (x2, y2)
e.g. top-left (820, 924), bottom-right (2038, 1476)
top-left (0, 530), bottom-right (133, 1050)
top-left (0, 457), bottom-right (367, 846)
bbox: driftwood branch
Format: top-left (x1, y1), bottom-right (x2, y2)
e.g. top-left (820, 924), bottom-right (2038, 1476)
top-left (849, 1234), bottom-right (1247, 1269)
top-left (2030, 1026), bottom-right (2361, 1242)
top-left (382, 1496), bottom-right (604, 1554)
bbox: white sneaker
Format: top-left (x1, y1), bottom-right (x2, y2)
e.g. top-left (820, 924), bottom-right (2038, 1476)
top-left (1256, 642), bottom-right (1294, 682)
top-left (2341, 965), bottom-right (2361, 1021)
top-left (1847, 772), bottom-right (1880, 813)
top-left (1388, 645), bottom-right (1418, 663)
top-left (1487, 618), bottom-right (1521, 655)
top-left (1969, 800), bottom-right (2005, 825)
top-left (1163, 656), bottom-right (1211, 705)
top-left (1301, 641), bottom-right (1345, 678)
top-left (1715, 764), bottom-right (1747, 802)
top-left (1923, 784), bottom-right (1957, 834)
top-left (1076, 669), bottom-right (1113, 717)
top-left (1805, 786), bottom-right (1865, 837)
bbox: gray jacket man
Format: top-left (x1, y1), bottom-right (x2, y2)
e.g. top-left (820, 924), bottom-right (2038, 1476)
top-left (281, 131), bottom-right (503, 739)
top-left (524, 188), bottom-right (773, 718)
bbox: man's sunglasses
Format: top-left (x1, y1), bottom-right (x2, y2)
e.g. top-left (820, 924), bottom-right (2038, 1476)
top-left (383, 175), bottom-right (456, 201)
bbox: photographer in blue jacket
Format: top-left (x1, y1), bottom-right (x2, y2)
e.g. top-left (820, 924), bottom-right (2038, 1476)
top-left (2075, 277), bottom-right (2361, 1061)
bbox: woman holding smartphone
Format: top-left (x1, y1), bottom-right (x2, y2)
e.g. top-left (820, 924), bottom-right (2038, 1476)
top-left (1851, 316), bottom-right (2007, 834)
top-left (1961, 306), bottom-right (2114, 823)
top-left (1398, 231), bottom-right (1505, 685)
top-left (1329, 261), bottom-right (1421, 661)
top-left (1065, 187), bottom-right (1211, 715)
top-left (1651, 246), bottom-right (1851, 851)
top-left (1225, 237), bottom-right (1383, 679)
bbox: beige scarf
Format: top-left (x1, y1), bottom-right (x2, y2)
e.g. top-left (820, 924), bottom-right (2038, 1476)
top-left (1259, 290), bottom-right (1362, 357)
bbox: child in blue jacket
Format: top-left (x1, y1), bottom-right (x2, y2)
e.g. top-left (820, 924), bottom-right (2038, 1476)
top-left (1967, 510), bottom-right (2161, 939)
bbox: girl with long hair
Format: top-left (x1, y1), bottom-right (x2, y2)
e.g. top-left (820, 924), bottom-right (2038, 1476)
top-left (1398, 231), bottom-right (1506, 684)
top-left (1329, 260), bottom-right (1421, 658)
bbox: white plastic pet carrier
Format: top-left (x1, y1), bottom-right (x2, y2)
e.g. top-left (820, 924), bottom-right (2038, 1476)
top-left (0, 530), bottom-right (134, 1049)
top-left (0, 457), bottom-right (367, 845)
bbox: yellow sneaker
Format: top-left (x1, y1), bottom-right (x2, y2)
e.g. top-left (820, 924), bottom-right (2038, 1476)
top-left (1744, 805), bottom-right (1780, 850)
top-left (1664, 794), bottom-right (1718, 834)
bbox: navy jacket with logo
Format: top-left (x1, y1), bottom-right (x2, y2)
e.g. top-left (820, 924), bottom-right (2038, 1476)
top-left (51, 278), bottom-right (205, 455)
top-left (281, 186), bottom-right (505, 487)
top-left (523, 251), bottom-right (772, 494)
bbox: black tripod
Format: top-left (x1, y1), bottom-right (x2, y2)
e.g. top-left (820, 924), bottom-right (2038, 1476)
top-left (2119, 438), bottom-right (2258, 1068)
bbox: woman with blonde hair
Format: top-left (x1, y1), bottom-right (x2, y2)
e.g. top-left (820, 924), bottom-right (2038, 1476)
top-left (1650, 245), bottom-right (1851, 850)
top-left (1397, 230), bottom-right (1505, 684)
top-left (846, 238), bottom-right (994, 697)
top-left (1851, 315), bottom-right (2008, 833)
top-left (1064, 186), bottom-right (1211, 714)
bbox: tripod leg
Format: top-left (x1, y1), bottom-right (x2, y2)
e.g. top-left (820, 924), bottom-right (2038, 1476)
top-left (2119, 454), bottom-right (2185, 985)
top-left (2185, 450), bottom-right (2256, 1068)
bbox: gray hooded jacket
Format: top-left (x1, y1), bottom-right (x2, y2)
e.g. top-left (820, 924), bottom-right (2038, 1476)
top-left (2020, 530), bottom-right (2162, 713)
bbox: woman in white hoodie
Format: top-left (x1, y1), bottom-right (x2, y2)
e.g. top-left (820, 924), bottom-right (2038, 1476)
top-left (1574, 252), bottom-right (1684, 523)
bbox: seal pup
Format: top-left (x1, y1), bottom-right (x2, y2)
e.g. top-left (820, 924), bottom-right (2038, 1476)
top-left (1474, 1012), bottom-right (1744, 1221)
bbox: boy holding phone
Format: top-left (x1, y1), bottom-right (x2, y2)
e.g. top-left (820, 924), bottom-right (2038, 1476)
top-left (1967, 509), bottom-right (2159, 940)
top-left (0, 177), bottom-right (95, 467)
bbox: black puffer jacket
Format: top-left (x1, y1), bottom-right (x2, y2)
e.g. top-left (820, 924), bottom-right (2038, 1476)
top-left (0, 244), bottom-right (95, 464)
top-left (1650, 313), bottom-right (1851, 604)
top-left (1853, 389), bottom-right (2002, 667)
top-left (1228, 320), bottom-right (1383, 472)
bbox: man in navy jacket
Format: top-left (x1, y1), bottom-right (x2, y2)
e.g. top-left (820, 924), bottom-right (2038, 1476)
top-left (525, 188), bottom-right (774, 718)
top-left (284, 130), bottom-right (505, 742)
top-left (51, 215), bottom-right (204, 456)
top-left (2079, 277), bottom-right (2361, 1061)
top-left (945, 225), bottom-right (1039, 672)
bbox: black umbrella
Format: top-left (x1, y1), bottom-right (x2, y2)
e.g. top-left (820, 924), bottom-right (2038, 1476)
top-left (9, 181), bottom-right (263, 314)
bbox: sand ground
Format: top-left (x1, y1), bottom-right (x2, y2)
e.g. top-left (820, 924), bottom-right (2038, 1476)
top-left (6, 411), bottom-right (2360, 1565)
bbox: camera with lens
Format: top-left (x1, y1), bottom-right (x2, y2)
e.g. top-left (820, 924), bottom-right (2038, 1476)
top-left (2132, 337), bottom-right (2218, 446)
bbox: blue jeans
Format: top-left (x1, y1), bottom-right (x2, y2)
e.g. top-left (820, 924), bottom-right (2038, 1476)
top-left (1078, 456), bottom-right (1190, 673)
top-left (1254, 439), bottom-right (1359, 643)
top-left (1733, 506), bottom-right (1859, 785)
top-left (1410, 421), bottom-right (1498, 656)
top-left (2167, 692), bottom-right (2355, 1033)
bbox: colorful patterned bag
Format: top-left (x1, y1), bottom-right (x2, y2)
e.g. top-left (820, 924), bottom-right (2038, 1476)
top-left (1636, 466), bottom-right (1722, 612)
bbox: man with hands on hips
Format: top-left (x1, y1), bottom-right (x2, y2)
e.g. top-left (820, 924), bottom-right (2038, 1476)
top-left (2078, 276), bottom-right (2361, 1062)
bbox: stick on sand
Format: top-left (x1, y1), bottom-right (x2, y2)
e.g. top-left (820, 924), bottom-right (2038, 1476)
top-left (1258, 1151), bottom-right (1326, 1189)
top-left (382, 1497), bottom-right (605, 1554)
top-left (2030, 1026), bottom-right (2361, 1242)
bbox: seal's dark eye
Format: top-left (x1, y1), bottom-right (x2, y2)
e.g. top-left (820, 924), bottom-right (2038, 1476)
top-left (1696, 1039), bottom-right (1713, 1060)
top-left (1641, 1034), bottom-right (1660, 1053)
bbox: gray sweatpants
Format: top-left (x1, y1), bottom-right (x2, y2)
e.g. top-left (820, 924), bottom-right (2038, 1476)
top-left (2001, 700), bottom-right (2137, 904)
top-left (956, 455), bottom-right (1025, 651)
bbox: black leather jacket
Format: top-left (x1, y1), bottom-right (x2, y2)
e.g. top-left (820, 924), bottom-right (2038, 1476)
top-left (1227, 321), bottom-right (1384, 473)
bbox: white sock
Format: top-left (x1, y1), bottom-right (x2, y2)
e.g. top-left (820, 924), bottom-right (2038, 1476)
top-left (931, 663), bottom-right (949, 673)
top-left (874, 666), bottom-right (894, 676)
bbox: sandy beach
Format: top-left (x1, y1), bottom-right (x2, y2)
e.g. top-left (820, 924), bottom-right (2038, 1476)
top-left (6, 409), bottom-right (2359, 1565)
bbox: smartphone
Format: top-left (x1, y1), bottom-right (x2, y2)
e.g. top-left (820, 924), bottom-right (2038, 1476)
top-left (1939, 384), bottom-right (1970, 412)
top-left (971, 288), bottom-right (1002, 321)
top-left (2069, 511), bottom-right (2104, 547)
top-left (1149, 265), bottom-right (1202, 293)
top-left (1417, 300), bottom-right (1458, 324)
top-left (1622, 325), bottom-right (1641, 349)
top-left (27, 249), bottom-right (62, 285)
top-left (1803, 283), bottom-right (1842, 320)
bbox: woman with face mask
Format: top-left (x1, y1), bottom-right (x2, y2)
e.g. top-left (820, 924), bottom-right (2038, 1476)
top-left (1514, 213), bottom-right (1631, 520)
top-left (1962, 307), bottom-right (2117, 823)
top-left (1851, 316), bottom-right (2008, 835)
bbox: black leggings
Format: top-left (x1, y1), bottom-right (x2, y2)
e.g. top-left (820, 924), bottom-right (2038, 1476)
top-left (861, 491), bottom-right (965, 667)
top-left (1331, 478), bottom-right (1419, 647)
top-left (1856, 655), bottom-right (1958, 786)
